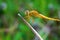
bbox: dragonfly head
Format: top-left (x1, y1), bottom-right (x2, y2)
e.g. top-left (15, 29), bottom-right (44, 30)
top-left (25, 10), bottom-right (30, 16)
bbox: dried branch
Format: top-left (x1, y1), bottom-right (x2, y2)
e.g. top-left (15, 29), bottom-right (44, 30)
top-left (18, 13), bottom-right (43, 40)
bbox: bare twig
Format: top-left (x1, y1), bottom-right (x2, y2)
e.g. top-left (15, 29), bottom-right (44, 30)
top-left (18, 13), bottom-right (43, 40)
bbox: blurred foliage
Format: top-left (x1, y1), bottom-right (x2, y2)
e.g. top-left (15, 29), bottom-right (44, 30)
top-left (0, 0), bottom-right (60, 40)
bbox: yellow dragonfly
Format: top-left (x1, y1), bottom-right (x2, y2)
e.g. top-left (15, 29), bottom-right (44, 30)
top-left (25, 10), bottom-right (60, 21)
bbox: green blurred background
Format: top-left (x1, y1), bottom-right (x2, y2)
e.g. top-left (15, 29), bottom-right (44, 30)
top-left (0, 0), bottom-right (60, 40)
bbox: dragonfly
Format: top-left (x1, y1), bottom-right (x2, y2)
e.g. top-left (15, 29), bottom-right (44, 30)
top-left (25, 10), bottom-right (60, 21)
